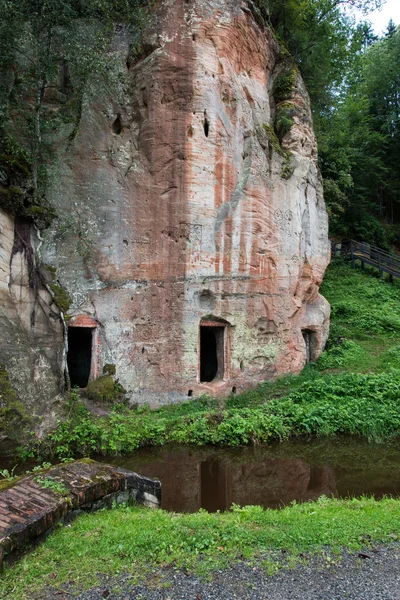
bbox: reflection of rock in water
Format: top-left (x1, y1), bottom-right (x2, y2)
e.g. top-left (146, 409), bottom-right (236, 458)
top-left (231, 459), bottom-right (337, 509)
top-left (200, 460), bottom-right (232, 512)
top-left (117, 451), bottom-right (337, 512)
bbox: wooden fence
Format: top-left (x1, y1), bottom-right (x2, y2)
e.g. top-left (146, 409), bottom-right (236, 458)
top-left (331, 240), bottom-right (400, 282)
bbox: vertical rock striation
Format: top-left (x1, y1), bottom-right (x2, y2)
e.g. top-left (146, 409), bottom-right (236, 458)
top-left (0, 209), bottom-right (64, 443)
top-left (37, 0), bottom-right (331, 404)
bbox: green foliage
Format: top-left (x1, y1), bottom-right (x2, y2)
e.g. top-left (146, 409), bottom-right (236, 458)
top-left (319, 24), bottom-right (400, 244)
top-left (49, 282), bottom-right (72, 314)
top-left (0, 185), bottom-right (24, 213)
top-left (33, 476), bottom-right (68, 496)
top-left (272, 68), bottom-right (297, 103)
top-left (321, 261), bottom-right (400, 340)
top-left (379, 345), bottom-right (400, 369)
top-left (316, 339), bottom-right (369, 370)
top-left (0, 465), bottom-right (18, 482)
top-left (21, 370), bottom-right (400, 459)
top-left (2, 496), bottom-right (400, 597)
top-left (86, 375), bottom-right (127, 403)
top-left (274, 102), bottom-right (296, 142)
top-left (0, 136), bottom-right (57, 228)
top-left (0, 0), bottom-right (152, 230)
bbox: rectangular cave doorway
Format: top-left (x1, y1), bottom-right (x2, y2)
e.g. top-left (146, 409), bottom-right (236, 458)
top-left (200, 324), bottom-right (225, 383)
top-left (302, 329), bottom-right (317, 363)
top-left (67, 327), bottom-right (94, 388)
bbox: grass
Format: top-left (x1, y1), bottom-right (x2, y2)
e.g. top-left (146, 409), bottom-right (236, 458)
top-left (319, 260), bottom-right (400, 373)
top-left (2, 496), bottom-right (400, 598)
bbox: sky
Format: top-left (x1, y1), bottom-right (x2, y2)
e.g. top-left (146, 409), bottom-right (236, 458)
top-left (360, 0), bottom-right (400, 35)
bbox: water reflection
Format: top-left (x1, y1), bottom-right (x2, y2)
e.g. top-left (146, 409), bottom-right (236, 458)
top-left (100, 438), bottom-right (400, 512)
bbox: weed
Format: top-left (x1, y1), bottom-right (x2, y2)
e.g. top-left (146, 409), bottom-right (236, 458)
top-left (34, 476), bottom-right (69, 496)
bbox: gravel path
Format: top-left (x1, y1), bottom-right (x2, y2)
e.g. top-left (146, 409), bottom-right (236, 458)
top-left (44, 544), bottom-right (400, 600)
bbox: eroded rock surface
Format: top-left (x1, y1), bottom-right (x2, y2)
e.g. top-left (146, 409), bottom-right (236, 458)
top-left (4, 0), bottom-right (330, 407)
top-left (0, 209), bottom-right (64, 446)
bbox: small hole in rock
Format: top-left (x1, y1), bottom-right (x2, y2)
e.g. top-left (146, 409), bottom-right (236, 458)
top-left (232, 386), bottom-right (237, 395)
top-left (142, 347), bottom-right (145, 354)
top-left (203, 115), bottom-right (210, 138)
top-left (123, 239), bottom-right (128, 247)
top-left (112, 114), bottom-right (122, 135)
top-left (188, 390), bottom-right (193, 397)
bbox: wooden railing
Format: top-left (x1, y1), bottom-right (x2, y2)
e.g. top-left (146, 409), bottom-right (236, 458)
top-left (331, 240), bottom-right (400, 282)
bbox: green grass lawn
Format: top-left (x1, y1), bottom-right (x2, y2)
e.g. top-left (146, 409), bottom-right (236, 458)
top-left (2, 496), bottom-right (400, 598)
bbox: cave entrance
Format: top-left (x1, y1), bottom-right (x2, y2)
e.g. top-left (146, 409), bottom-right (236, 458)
top-left (67, 327), bottom-right (93, 388)
top-left (302, 329), bottom-right (317, 363)
top-left (200, 324), bottom-right (226, 383)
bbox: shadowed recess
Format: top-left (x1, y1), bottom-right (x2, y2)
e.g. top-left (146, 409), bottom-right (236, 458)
top-left (67, 327), bottom-right (93, 388)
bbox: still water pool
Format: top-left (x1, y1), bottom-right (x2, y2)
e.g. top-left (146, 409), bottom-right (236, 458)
top-left (98, 437), bottom-right (400, 512)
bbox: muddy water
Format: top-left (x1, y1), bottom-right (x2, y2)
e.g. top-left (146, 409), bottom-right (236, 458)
top-left (100, 438), bottom-right (400, 512)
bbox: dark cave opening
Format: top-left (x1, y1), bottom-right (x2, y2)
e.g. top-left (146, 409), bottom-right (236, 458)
top-left (112, 114), bottom-right (122, 134)
top-left (200, 326), bottom-right (224, 382)
top-left (203, 114), bottom-right (210, 137)
top-left (67, 327), bottom-right (93, 388)
top-left (302, 329), bottom-right (317, 363)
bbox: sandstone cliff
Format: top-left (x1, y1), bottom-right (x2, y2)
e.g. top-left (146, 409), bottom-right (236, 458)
top-left (0, 0), bottom-right (330, 415)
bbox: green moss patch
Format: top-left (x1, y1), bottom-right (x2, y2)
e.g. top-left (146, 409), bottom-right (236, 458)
top-left (262, 123), bottom-right (293, 179)
top-left (0, 186), bottom-right (25, 214)
top-left (274, 102), bottom-right (296, 142)
top-left (0, 153), bottom-right (30, 177)
top-left (49, 283), bottom-right (72, 314)
top-left (103, 363), bottom-right (116, 376)
top-left (86, 375), bottom-right (127, 404)
top-left (0, 364), bottom-right (28, 439)
top-left (272, 67), bottom-right (298, 103)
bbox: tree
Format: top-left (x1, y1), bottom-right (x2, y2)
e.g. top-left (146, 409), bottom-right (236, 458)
top-left (0, 0), bottom-right (149, 214)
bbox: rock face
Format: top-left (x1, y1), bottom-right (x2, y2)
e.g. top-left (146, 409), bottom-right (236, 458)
top-left (0, 209), bottom-right (64, 442)
top-left (10, 0), bottom-right (329, 406)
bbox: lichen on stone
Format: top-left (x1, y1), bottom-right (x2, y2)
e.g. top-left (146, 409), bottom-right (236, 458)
top-left (262, 123), bottom-right (293, 179)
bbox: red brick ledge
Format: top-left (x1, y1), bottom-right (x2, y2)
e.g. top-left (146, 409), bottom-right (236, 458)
top-left (0, 459), bottom-right (161, 567)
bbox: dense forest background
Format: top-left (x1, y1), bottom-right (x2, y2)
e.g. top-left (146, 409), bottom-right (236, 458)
top-left (0, 0), bottom-right (399, 248)
top-left (258, 0), bottom-right (400, 248)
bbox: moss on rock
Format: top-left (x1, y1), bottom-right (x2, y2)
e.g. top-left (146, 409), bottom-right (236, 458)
top-left (274, 102), bottom-right (296, 142)
top-left (0, 185), bottom-right (25, 214)
top-left (0, 364), bottom-right (29, 439)
top-left (262, 123), bottom-right (293, 179)
top-left (103, 364), bottom-right (116, 376)
top-left (272, 67), bottom-right (298, 103)
top-left (86, 375), bottom-right (127, 404)
top-left (50, 283), bottom-right (72, 314)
